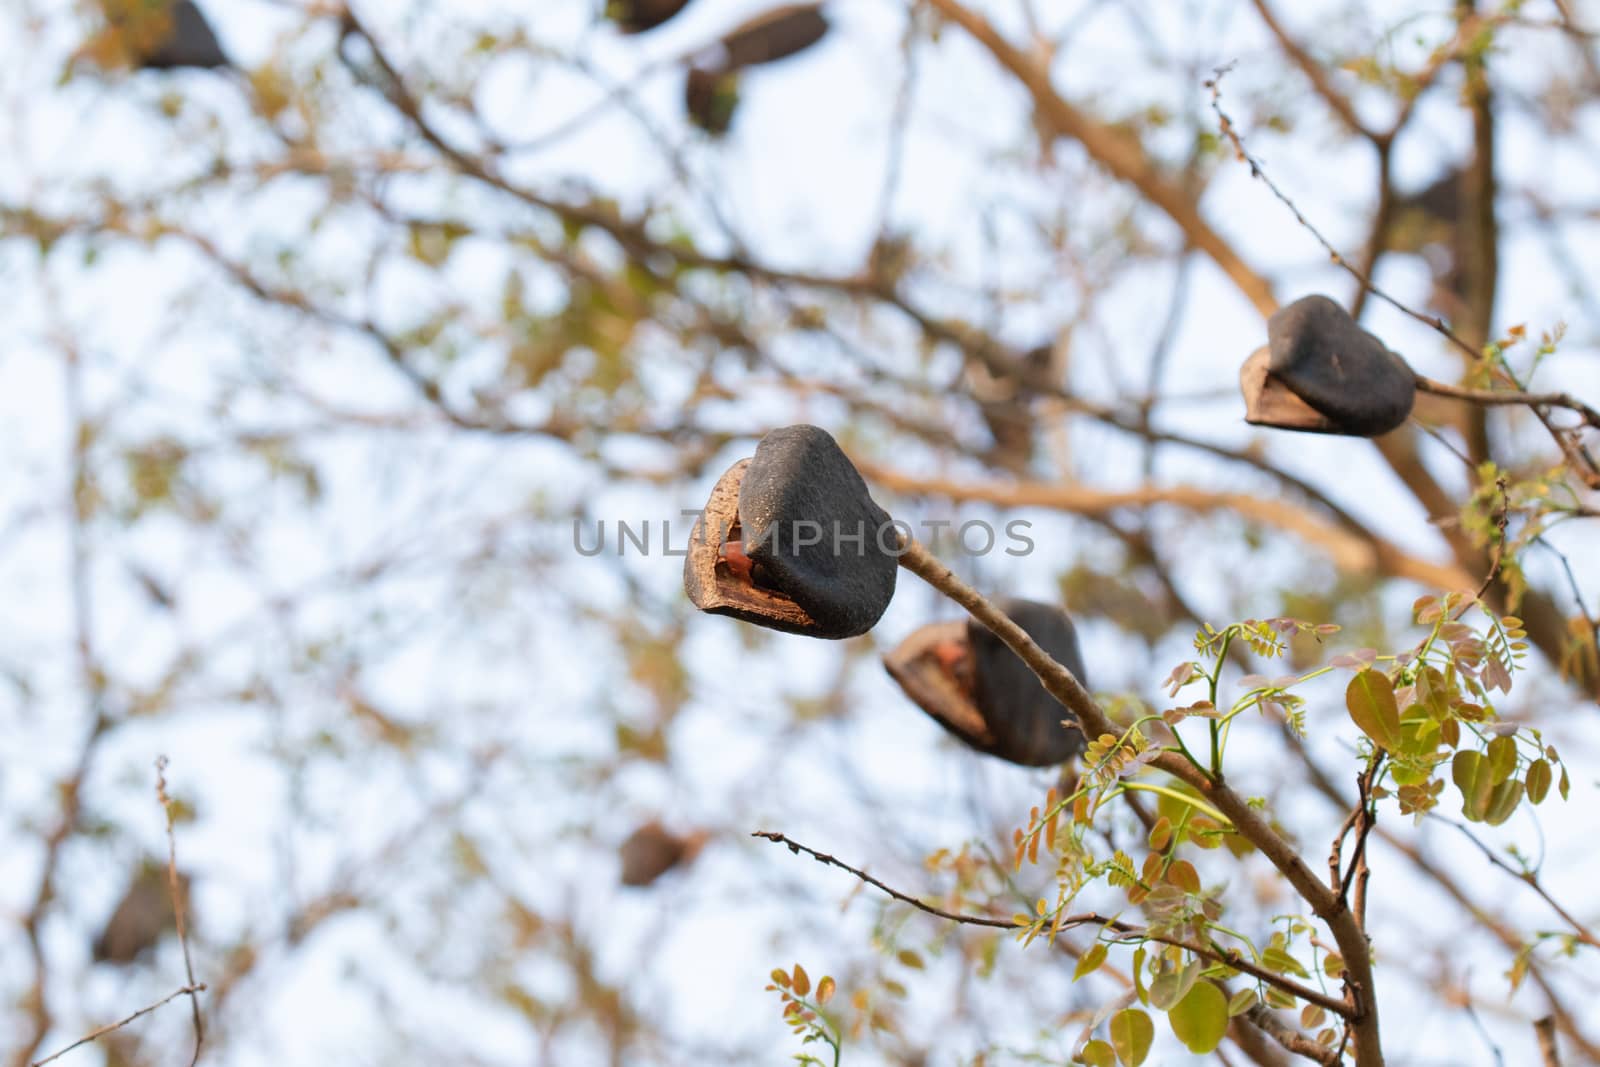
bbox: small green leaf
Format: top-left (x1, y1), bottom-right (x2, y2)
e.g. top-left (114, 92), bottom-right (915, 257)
top-left (1074, 943), bottom-right (1109, 982)
top-left (1169, 981), bottom-right (1229, 1054)
top-left (1346, 671), bottom-right (1402, 751)
top-left (1527, 759), bottom-right (1552, 804)
top-left (1483, 779), bottom-right (1523, 826)
top-left (1110, 1008), bottom-right (1154, 1066)
top-left (1261, 946), bottom-right (1311, 979)
top-left (897, 949), bottom-right (924, 970)
top-left (1486, 735), bottom-right (1518, 784)
top-left (1149, 958), bottom-right (1200, 1010)
top-left (1227, 988), bottom-right (1257, 1016)
top-left (1453, 750), bottom-right (1494, 821)
top-left (1081, 1039), bottom-right (1117, 1067)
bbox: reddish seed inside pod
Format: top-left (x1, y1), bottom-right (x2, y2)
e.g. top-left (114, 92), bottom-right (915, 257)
top-left (717, 539), bottom-right (755, 584)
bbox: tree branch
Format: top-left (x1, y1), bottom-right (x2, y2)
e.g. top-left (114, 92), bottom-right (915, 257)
top-left (893, 538), bottom-right (1384, 1063)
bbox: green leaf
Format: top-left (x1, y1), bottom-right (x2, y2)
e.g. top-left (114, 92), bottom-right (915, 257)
top-left (1261, 946), bottom-right (1311, 979)
top-left (1131, 947), bottom-right (1148, 1006)
top-left (1486, 735), bottom-right (1518, 783)
top-left (1346, 671), bottom-right (1402, 751)
top-left (1074, 943), bottom-right (1109, 982)
top-left (1149, 958), bottom-right (1200, 1010)
top-left (897, 949), bottom-right (924, 970)
top-left (1110, 1008), bottom-right (1154, 1067)
top-left (1081, 1039), bottom-right (1117, 1067)
top-left (1527, 759), bottom-right (1553, 804)
top-left (1169, 981), bottom-right (1229, 1054)
top-left (1453, 750), bottom-right (1494, 821)
top-left (1227, 988), bottom-right (1257, 1016)
top-left (1483, 778), bottom-right (1524, 826)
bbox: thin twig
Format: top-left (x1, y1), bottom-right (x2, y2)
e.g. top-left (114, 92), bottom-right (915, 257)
top-left (1434, 818), bottom-right (1600, 950)
top-left (1415, 376), bottom-right (1600, 430)
top-left (751, 831), bottom-right (1348, 1015)
top-left (155, 758), bottom-right (204, 1066)
top-left (30, 985), bottom-right (208, 1067)
top-left (1244, 1004), bottom-right (1340, 1067)
top-left (1207, 65), bottom-right (1475, 360)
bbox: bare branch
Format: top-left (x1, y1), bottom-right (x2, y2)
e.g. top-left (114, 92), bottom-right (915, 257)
top-left (30, 985), bottom-right (208, 1067)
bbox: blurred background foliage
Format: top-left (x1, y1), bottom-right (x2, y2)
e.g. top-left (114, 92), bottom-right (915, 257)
top-left (0, 0), bottom-right (1598, 1064)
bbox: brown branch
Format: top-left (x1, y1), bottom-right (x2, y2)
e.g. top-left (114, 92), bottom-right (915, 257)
top-left (1245, 1004), bottom-right (1340, 1067)
top-left (922, 0), bottom-right (1280, 318)
top-left (752, 830), bottom-right (1348, 1017)
top-left (893, 539), bottom-right (1381, 1058)
top-left (1414, 376), bottom-right (1600, 431)
top-left (1206, 69), bottom-right (1474, 362)
top-left (861, 463), bottom-right (1475, 592)
top-left (1435, 818), bottom-right (1600, 950)
top-left (1536, 1016), bottom-right (1563, 1067)
top-left (1249, 0), bottom-right (1373, 140)
top-left (29, 985), bottom-right (208, 1067)
top-left (13, 330), bottom-right (112, 1067)
top-left (1288, 731), bottom-right (1600, 1062)
top-left (155, 758), bottom-right (204, 1067)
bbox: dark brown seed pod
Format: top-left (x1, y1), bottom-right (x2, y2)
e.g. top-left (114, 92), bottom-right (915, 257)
top-left (682, 3), bottom-right (829, 134)
top-left (93, 861), bottom-right (191, 965)
top-left (684, 66), bottom-right (740, 136)
top-left (884, 599), bottom-right (1088, 767)
top-left (1240, 294), bottom-right (1416, 437)
top-left (714, 3), bottom-right (829, 70)
top-left (619, 821), bottom-right (708, 887)
top-left (100, 0), bottom-right (230, 70)
top-left (684, 425), bottom-right (898, 639)
top-left (606, 0), bottom-right (693, 34)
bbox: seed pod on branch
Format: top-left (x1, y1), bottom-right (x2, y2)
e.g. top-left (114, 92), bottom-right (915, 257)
top-left (684, 425), bottom-right (898, 639)
top-left (885, 598), bottom-right (1089, 767)
top-left (94, 0), bottom-right (230, 71)
top-left (1240, 294), bottom-right (1415, 437)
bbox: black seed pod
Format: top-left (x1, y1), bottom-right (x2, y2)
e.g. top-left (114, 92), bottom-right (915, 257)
top-left (100, 0), bottom-right (230, 70)
top-left (1240, 294), bottom-right (1416, 437)
top-left (684, 425), bottom-right (898, 639)
top-left (684, 67), bottom-right (740, 135)
top-left (885, 599), bottom-right (1088, 767)
top-left (682, 3), bottom-right (830, 135)
top-left (715, 3), bottom-right (829, 69)
top-left (606, 0), bottom-right (693, 34)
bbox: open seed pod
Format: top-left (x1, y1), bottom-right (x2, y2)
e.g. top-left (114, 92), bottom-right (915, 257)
top-left (99, 0), bottom-right (230, 70)
top-left (606, 0), bottom-right (693, 34)
top-left (683, 3), bottom-right (829, 134)
top-left (619, 821), bottom-right (709, 887)
top-left (684, 424), bottom-right (897, 639)
top-left (1241, 294), bottom-right (1416, 437)
top-left (884, 599), bottom-right (1087, 767)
